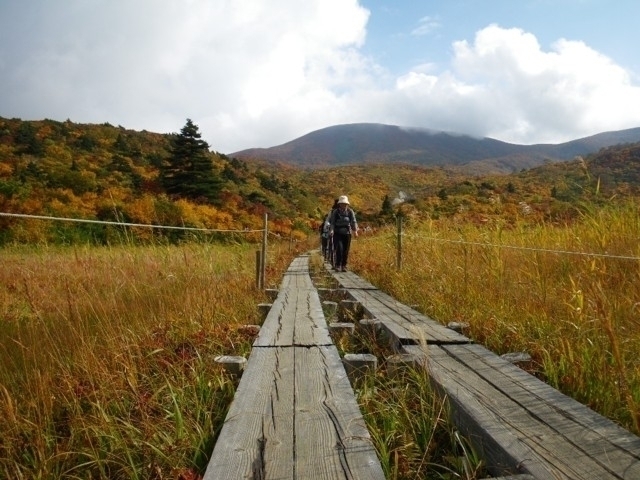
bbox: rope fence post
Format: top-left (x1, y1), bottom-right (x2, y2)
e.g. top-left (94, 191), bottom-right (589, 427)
top-left (256, 250), bottom-right (262, 289)
top-left (260, 213), bottom-right (268, 290)
top-left (396, 214), bottom-right (403, 270)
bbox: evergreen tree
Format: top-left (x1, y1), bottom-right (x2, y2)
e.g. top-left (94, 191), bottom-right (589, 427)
top-left (114, 133), bottom-right (131, 155)
top-left (161, 119), bottom-right (223, 202)
top-left (381, 194), bottom-right (393, 216)
top-left (16, 122), bottom-right (44, 156)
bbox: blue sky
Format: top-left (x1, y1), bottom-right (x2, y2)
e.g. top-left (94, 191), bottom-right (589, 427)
top-left (1, 0), bottom-right (639, 153)
top-left (361, 0), bottom-right (640, 77)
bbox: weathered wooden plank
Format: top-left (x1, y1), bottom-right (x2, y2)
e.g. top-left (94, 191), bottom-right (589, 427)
top-left (255, 255), bottom-right (333, 347)
top-left (404, 344), bottom-right (640, 479)
top-left (207, 255), bottom-right (385, 479)
top-left (205, 345), bottom-right (384, 479)
top-left (291, 289), bottom-right (332, 346)
top-left (255, 289), bottom-right (332, 346)
top-left (346, 291), bottom-right (432, 343)
top-left (330, 270), bottom-right (378, 290)
top-left (254, 289), bottom-right (296, 347)
top-left (294, 346), bottom-right (385, 479)
top-left (329, 269), bottom-right (463, 343)
top-left (281, 255), bottom-right (312, 289)
top-left (365, 289), bottom-right (469, 343)
top-left (335, 281), bottom-right (469, 344)
top-left (443, 343), bottom-right (640, 478)
top-left (204, 347), bottom-right (295, 480)
top-left (406, 345), bottom-right (595, 478)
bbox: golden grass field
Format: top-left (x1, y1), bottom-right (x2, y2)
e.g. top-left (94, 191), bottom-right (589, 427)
top-left (0, 240), bottom-right (299, 478)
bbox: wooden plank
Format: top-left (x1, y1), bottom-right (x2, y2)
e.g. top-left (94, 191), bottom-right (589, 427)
top-left (365, 289), bottom-right (469, 343)
top-left (404, 344), bottom-right (640, 479)
top-left (339, 284), bottom-right (469, 345)
top-left (443, 344), bottom-right (640, 478)
top-left (281, 255), bottom-right (312, 289)
top-left (205, 345), bottom-right (384, 479)
top-left (405, 345), bottom-right (595, 478)
top-left (254, 288), bottom-right (332, 347)
top-left (207, 255), bottom-right (385, 479)
top-left (330, 270), bottom-right (378, 290)
top-left (291, 289), bottom-right (331, 346)
top-left (330, 269), bottom-right (469, 344)
top-left (294, 345), bottom-right (385, 479)
top-left (204, 347), bottom-right (295, 480)
top-left (255, 255), bottom-right (333, 347)
top-left (254, 289), bottom-right (296, 347)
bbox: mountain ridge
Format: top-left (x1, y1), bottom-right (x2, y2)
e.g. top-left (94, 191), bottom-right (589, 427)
top-left (232, 123), bottom-right (640, 173)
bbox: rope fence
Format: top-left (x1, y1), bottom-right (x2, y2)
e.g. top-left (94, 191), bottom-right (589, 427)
top-left (0, 212), bottom-right (263, 234)
top-left (0, 211), bottom-right (271, 288)
top-left (354, 217), bottom-right (640, 268)
top-left (4, 211), bottom-right (639, 277)
top-left (402, 233), bottom-right (640, 261)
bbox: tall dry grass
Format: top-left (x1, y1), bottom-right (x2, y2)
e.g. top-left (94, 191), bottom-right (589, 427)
top-left (0, 239), bottom-right (299, 478)
top-left (352, 201), bottom-right (640, 435)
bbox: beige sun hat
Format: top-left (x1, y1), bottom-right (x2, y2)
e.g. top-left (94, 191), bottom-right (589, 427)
top-left (337, 195), bottom-right (350, 205)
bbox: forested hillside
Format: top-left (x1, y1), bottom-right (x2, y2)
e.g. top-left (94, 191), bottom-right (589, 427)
top-left (0, 117), bottom-right (327, 244)
top-left (1, 116), bottom-right (640, 245)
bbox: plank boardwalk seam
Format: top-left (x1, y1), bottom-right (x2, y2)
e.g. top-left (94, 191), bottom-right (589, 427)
top-left (204, 254), bottom-right (385, 480)
top-left (330, 266), bottom-right (640, 480)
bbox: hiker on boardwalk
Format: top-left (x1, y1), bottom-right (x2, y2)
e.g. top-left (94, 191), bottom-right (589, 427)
top-left (329, 195), bottom-right (358, 272)
top-left (323, 198), bottom-right (339, 265)
top-left (319, 213), bottom-right (331, 260)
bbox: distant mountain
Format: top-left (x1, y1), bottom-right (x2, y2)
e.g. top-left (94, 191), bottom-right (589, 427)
top-left (232, 123), bottom-right (640, 173)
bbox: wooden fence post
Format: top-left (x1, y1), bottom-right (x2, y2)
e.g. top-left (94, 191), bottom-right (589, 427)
top-left (255, 250), bottom-right (261, 289)
top-left (260, 213), bottom-right (267, 289)
top-left (396, 214), bottom-right (403, 270)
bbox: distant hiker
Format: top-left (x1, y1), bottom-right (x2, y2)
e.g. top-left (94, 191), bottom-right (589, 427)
top-left (324, 198), bottom-right (339, 265)
top-left (319, 214), bottom-right (331, 259)
top-left (329, 195), bottom-right (358, 272)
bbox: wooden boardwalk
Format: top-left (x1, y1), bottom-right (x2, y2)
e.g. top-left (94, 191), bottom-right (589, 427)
top-left (203, 255), bottom-right (385, 480)
top-left (330, 267), bottom-right (640, 479)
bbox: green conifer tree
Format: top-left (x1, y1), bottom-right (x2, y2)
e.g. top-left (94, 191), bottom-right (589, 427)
top-left (380, 194), bottom-right (393, 216)
top-left (161, 119), bottom-right (222, 202)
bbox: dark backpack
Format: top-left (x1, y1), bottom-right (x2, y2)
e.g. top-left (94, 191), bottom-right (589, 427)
top-left (333, 208), bottom-right (353, 234)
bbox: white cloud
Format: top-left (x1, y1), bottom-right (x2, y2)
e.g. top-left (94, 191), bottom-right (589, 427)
top-left (384, 24), bottom-right (640, 144)
top-left (0, 0), bottom-right (372, 151)
top-left (411, 16), bottom-right (441, 37)
top-left (1, 2), bottom-right (639, 152)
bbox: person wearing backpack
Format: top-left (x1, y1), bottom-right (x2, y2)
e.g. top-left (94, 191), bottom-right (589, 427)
top-left (320, 214), bottom-right (331, 259)
top-left (324, 199), bottom-right (339, 265)
top-left (329, 195), bottom-right (358, 272)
